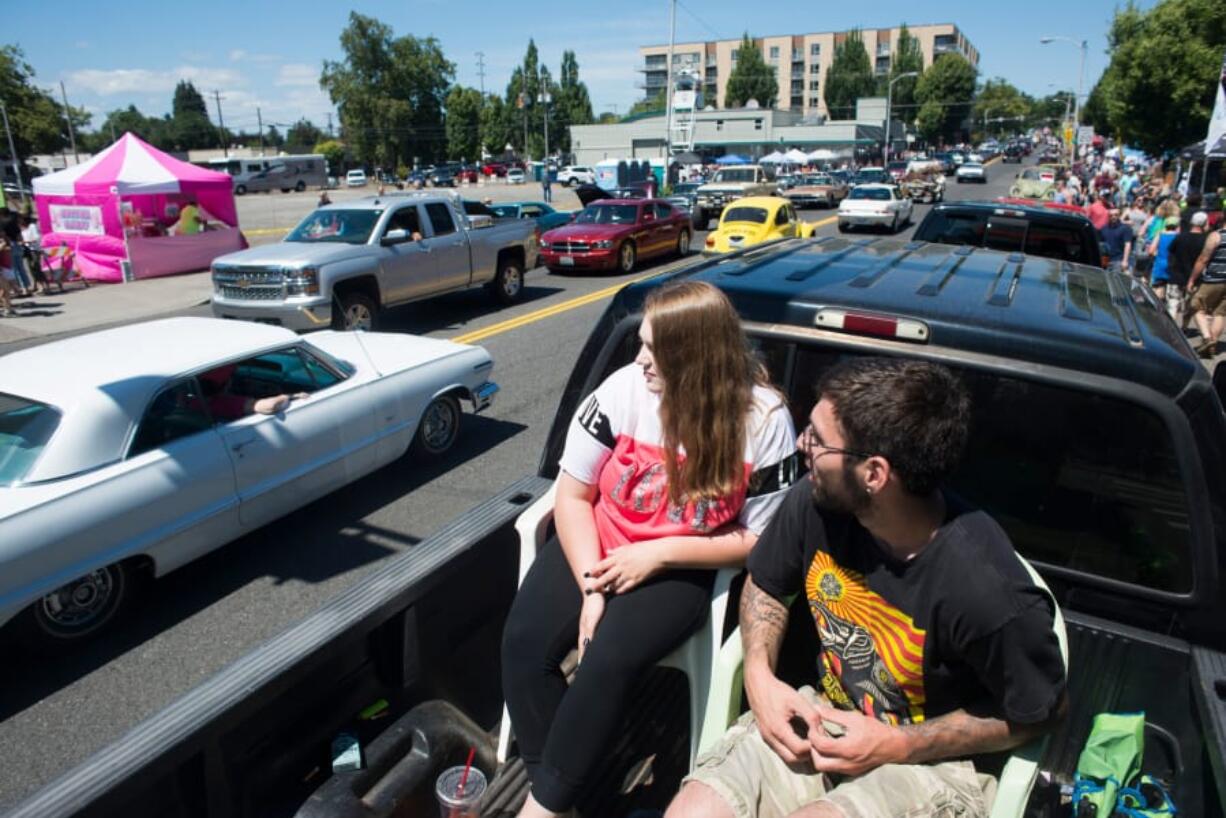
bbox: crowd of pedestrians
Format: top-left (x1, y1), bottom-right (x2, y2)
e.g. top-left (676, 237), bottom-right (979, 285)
top-left (1050, 145), bottom-right (1224, 359)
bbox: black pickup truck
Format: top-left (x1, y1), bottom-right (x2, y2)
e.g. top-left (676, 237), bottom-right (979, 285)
top-left (13, 235), bottom-right (1226, 818)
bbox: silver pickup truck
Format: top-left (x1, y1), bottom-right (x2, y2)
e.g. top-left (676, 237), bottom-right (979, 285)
top-left (211, 193), bottom-right (538, 331)
top-left (693, 164), bottom-right (777, 229)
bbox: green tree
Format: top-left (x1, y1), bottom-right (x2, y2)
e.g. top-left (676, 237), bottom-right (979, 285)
top-left (313, 139), bottom-right (346, 175)
top-left (553, 50), bottom-right (594, 154)
top-left (1081, 79), bottom-right (1111, 136)
top-left (480, 94), bottom-right (514, 157)
top-left (883, 24), bottom-right (923, 125)
top-left (168, 80), bottom-right (218, 149)
top-left (503, 40), bottom-right (554, 158)
top-left (0, 44), bottom-right (74, 156)
top-left (972, 78), bottom-right (1029, 139)
top-left (287, 118), bottom-right (324, 149)
top-left (914, 53), bottom-right (977, 144)
top-left (95, 105), bottom-right (170, 149)
top-left (1029, 91), bottom-right (1075, 128)
top-left (1094, 0), bottom-right (1225, 153)
top-left (627, 90), bottom-right (665, 117)
top-left (725, 33), bottom-right (778, 108)
top-left (445, 85), bottom-right (483, 162)
top-left (596, 111), bottom-right (620, 124)
top-left (823, 30), bottom-right (875, 120)
top-left (320, 12), bottom-right (455, 167)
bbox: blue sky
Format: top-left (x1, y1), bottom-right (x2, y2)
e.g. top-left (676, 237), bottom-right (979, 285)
top-left (9, 0), bottom-right (1156, 137)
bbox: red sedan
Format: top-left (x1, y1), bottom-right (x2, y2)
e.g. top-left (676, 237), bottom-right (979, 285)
top-left (539, 199), bottom-right (693, 274)
top-left (481, 162), bottom-right (507, 177)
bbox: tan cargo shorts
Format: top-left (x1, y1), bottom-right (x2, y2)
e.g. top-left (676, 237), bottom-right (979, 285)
top-left (684, 687), bottom-right (997, 818)
top-left (1191, 282), bottom-right (1226, 317)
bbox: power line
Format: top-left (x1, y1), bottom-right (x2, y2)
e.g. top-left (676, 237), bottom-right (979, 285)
top-left (676, 0), bottom-right (723, 40)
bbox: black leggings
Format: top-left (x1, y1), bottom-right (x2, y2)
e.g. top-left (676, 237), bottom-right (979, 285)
top-left (500, 536), bottom-right (714, 812)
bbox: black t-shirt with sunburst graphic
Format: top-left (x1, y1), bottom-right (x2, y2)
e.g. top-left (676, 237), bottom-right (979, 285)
top-left (747, 477), bottom-right (1066, 726)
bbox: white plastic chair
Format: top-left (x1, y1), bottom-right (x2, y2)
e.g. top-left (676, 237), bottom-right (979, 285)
top-left (496, 481), bottom-right (738, 771)
top-left (699, 554), bottom-right (1069, 817)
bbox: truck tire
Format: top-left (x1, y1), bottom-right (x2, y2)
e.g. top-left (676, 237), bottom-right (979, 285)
top-left (489, 257), bottom-right (524, 305)
top-left (22, 561), bottom-right (131, 648)
top-left (410, 394), bottom-right (461, 459)
top-left (617, 241), bottom-right (637, 273)
top-left (334, 291), bottom-right (379, 331)
top-left (295, 180), bottom-right (306, 192)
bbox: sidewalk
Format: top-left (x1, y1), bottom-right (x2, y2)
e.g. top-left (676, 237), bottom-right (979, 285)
top-left (0, 272), bottom-right (214, 346)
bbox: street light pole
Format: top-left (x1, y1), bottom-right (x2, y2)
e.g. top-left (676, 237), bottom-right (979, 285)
top-left (1040, 36), bottom-right (1088, 126)
top-left (883, 70), bottom-right (919, 166)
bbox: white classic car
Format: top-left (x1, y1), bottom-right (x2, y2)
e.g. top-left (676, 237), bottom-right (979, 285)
top-left (0, 318), bottom-right (497, 645)
top-left (836, 184), bottom-right (914, 234)
top-left (955, 162), bottom-right (988, 183)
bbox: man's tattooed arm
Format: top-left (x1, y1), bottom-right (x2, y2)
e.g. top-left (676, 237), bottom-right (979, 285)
top-left (739, 575), bottom-right (790, 673)
top-left (896, 693), bottom-right (1068, 763)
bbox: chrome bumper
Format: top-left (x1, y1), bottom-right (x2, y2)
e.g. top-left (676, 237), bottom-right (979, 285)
top-left (472, 381), bottom-right (499, 413)
top-left (211, 298), bottom-right (333, 332)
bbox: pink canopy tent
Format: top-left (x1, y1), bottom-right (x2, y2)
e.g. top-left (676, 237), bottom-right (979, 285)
top-left (32, 133), bottom-right (245, 282)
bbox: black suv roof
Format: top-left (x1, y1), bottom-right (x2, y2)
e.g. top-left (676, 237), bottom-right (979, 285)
top-left (613, 237), bottom-right (1199, 398)
top-left (926, 199), bottom-right (1093, 224)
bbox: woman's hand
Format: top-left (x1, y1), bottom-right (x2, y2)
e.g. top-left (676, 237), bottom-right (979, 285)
top-left (577, 592), bottom-right (606, 663)
top-left (587, 542), bottom-right (665, 595)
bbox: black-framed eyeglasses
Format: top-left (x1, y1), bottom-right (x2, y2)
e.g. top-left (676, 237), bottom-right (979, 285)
top-left (799, 423), bottom-right (874, 460)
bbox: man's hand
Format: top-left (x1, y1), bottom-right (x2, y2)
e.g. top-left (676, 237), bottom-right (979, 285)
top-left (807, 703), bottom-right (906, 777)
top-left (577, 592), bottom-right (606, 664)
top-left (588, 542), bottom-right (663, 595)
top-left (744, 669), bottom-right (823, 764)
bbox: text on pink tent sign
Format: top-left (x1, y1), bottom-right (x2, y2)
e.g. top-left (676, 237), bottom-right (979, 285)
top-left (49, 205), bottom-right (105, 236)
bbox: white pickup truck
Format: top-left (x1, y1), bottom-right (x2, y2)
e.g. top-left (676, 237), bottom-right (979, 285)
top-left (212, 193), bottom-right (538, 331)
top-left (694, 164), bottom-right (777, 229)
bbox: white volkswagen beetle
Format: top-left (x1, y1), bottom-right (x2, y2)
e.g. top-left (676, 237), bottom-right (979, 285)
top-left (0, 318), bottom-right (498, 646)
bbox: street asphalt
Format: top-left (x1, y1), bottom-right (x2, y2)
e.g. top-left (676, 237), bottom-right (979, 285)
top-left (0, 160), bottom-right (1020, 809)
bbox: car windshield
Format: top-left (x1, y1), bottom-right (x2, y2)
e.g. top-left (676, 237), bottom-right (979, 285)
top-left (672, 183), bottom-right (699, 194)
top-left (0, 393), bottom-right (61, 486)
top-left (286, 209), bottom-right (382, 244)
top-left (848, 187), bottom-right (890, 201)
top-left (887, 162), bottom-right (908, 172)
top-left (855, 170), bottom-right (887, 184)
top-left (961, 163), bottom-right (984, 170)
top-left (574, 204), bottom-right (639, 225)
top-left (713, 168), bottom-right (756, 183)
top-left (722, 206), bottom-right (769, 224)
top-left (1022, 169), bottom-right (1042, 180)
top-left (804, 175), bottom-right (833, 185)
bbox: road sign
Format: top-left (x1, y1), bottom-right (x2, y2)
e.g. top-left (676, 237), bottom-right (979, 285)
top-left (1064, 127), bottom-right (1075, 145)
top-left (1077, 126), bottom-right (1094, 145)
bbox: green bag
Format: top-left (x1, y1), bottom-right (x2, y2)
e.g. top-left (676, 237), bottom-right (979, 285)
top-left (1072, 712), bottom-right (1145, 817)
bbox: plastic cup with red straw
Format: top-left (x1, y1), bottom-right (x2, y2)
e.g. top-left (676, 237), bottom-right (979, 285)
top-left (436, 746), bottom-right (485, 818)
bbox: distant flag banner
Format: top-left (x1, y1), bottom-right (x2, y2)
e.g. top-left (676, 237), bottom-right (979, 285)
top-left (1208, 47), bottom-right (1226, 155)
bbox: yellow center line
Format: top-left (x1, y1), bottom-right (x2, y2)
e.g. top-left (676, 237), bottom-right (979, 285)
top-left (244, 227), bottom-right (291, 237)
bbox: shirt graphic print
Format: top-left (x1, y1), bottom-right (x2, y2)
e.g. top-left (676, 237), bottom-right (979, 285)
top-left (805, 550), bottom-right (926, 725)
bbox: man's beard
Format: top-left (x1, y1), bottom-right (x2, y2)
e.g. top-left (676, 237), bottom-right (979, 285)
top-left (810, 459), bottom-right (870, 514)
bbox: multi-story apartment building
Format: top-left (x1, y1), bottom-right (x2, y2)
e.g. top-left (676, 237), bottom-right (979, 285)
top-left (638, 23), bottom-right (979, 119)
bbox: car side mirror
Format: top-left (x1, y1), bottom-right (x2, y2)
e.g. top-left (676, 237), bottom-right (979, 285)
top-left (381, 228), bottom-right (412, 245)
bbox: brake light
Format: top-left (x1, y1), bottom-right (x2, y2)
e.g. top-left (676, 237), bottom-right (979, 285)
top-left (705, 236), bottom-right (715, 247)
top-left (814, 308), bottom-right (930, 342)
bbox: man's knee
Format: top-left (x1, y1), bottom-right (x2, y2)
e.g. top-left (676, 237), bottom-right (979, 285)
top-left (666, 780), bottom-right (736, 818)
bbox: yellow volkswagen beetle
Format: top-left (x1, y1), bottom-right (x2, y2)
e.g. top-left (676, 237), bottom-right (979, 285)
top-left (703, 196), bottom-right (817, 255)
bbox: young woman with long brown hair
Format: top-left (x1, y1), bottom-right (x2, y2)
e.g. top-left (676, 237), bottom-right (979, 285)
top-left (501, 280), bottom-right (799, 818)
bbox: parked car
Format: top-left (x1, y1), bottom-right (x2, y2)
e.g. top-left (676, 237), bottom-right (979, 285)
top-left (345, 170), bottom-right (367, 187)
top-left (955, 162), bottom-right (988, 183)
top-left (912, 199), bottom-right (1106, 267)
top-left (694, 165), bottom-right (777, 229)
top-left (0, 317), bottom-right (497, 646)
top-left (556, 166), bottom-right (595, 186)
top-left (539, 198), bottom-right (692, 274)
top-left (428, 167), bottom-right (457, 188)
top-left (836, 183), bottom-right (913, 233)
top-left (664, 182), bottom-right (704, 227)
top-left (702, 196), bottom-right (816, 254)
top-left (488, 201), bottom-right (574, 232)
top-left (782, 173), bottom-right (848, 209)
top-left (506, 168), bottom-right (526, 185)
top-left (481, 162), bottom-right (507, 178)
top-left (38, 236), bottom-right (1226, 818)
top-left (211, 192), bottom-right (539, 330)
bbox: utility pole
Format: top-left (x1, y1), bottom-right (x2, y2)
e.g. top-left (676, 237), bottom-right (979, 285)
top-left (475, 52), bottom-right (487, 98)
top-left (59, 81), bottom-right (80, 163)
top-left (664, 0), bottom-right (676, 157)
top-left (109, 120), bottom-right (117, 144)
top-left (257, 107), bottom-right (265, 156)
top-left (212, 90), bottom-right (228, 157)
top-left (326, 112), bottom-right (333, 138)
top-left (0, 101), bottom-right (25, 203)
top-left (539, 69), bottom-right (550, 161)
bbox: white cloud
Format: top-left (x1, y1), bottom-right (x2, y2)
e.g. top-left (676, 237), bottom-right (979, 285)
top-left (275, 63), bottom-right (318, 88)
top-left (67, 65), bottom-right (246, 96)
top-left (228, 49), bottom-right (247, 62)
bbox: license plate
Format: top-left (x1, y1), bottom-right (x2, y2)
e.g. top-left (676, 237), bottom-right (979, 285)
top-left (560, 256), bottom-right (574, 266)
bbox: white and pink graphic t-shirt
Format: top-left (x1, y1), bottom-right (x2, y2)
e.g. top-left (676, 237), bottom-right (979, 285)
top-left (559, 364), bottom-right (801, 557)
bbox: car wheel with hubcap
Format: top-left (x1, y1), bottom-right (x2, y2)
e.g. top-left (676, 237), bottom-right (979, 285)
top-left (410, 395), bottom-right (461, 458)
top-left (618, 241), bottom-right (637, 273)
top-left (235, 184), bottom-right (247, 195)
top-left (28, 562), bottom-right (130, 644)
top-left (838, 222), bottom-right (850, 233)
top-left (676, 230), bottom-right (691, 256)
top-left (334, 291), bottom-right (379, 331)
top-left (489, 258), bottom-right (524, 304)
top-left (295, 180), bottom-right (306, 192)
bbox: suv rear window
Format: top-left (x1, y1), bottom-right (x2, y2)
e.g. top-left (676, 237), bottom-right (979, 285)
top-left (914, 208), bottom-right (1093, 265)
